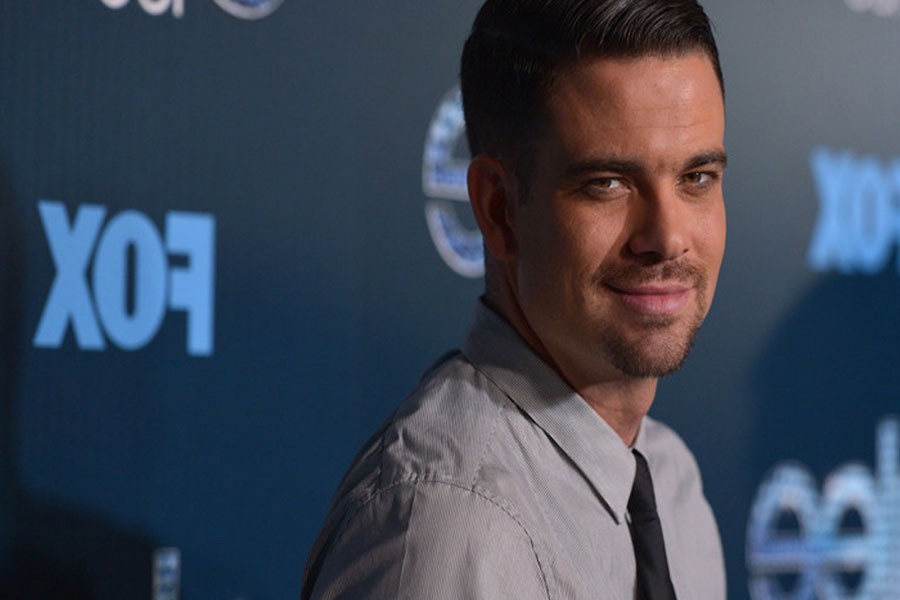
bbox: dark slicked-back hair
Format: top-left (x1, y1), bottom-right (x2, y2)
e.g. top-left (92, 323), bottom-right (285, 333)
top-left (460, 0), bottom-right (722, 183)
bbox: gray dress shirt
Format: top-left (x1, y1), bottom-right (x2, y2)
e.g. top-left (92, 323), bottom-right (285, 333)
top-left (302, 302), bottom-right (725, 599)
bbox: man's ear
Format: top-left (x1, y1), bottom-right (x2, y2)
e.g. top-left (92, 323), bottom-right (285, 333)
top-left (467, 154), bottom-right (518, 262)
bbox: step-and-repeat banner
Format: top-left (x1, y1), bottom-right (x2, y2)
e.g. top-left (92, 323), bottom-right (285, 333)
top-left (2, 1), bottom-right (900, 598)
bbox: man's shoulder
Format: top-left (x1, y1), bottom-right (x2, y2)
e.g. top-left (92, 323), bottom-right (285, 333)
top-left (302, 351), bottom-right (552, 599)
top-left (330, 349), bottom-right (526, 515)
top-left (385, 350), bottom-right (515, 482)
top-left (303, 471), bottom-right (549, 599)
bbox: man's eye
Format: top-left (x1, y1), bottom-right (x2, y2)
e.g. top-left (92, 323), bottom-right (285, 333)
top-left (683, 172), bottom-right (713, 185)
top-left (584, 178), bottom-right (623, 193)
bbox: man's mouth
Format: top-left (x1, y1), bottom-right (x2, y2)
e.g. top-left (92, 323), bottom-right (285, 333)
top-left (606, 283), bottom-right (692, 317)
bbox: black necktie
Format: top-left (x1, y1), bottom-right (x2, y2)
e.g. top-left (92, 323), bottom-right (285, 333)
top-left (628, 450), bottom-right (677, 600)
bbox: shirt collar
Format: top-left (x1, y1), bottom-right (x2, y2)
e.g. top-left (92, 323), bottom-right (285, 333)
top-left (461, 300), bottom-right (636, 523)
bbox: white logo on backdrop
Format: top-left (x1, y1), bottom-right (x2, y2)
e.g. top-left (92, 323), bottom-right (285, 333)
top-left (747, 417), bottom-right (900, 599)
top-left (100, 0), bottom-right (283, 19)
top-left (101, 0), bottom-right (183, 17)
top-left (211, 0), bottom-right (283, 20)
top-left (422, 86), bottom-right (484, 278)
top-left (845, 0), bottom-right (900, 17)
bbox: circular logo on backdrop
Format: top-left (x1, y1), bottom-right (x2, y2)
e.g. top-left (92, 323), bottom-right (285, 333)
top-left (422, 86), bottom-right (484, 278)
top-left (212, 0), bottom-right (283, 20)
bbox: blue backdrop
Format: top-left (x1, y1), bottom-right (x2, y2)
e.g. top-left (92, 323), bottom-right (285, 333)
top-left (3, 1), bottom-right (899, 598)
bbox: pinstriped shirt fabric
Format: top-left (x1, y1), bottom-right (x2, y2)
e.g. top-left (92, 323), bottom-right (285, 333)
top-left (301, 302), bottom-right (725, 600)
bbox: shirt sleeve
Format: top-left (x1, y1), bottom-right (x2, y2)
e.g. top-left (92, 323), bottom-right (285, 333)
top-left (305, 479), bottom-right (551, 600)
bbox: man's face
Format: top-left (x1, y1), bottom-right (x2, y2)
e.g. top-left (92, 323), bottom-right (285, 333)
top-left (511, 52), bottom-right (726, 381)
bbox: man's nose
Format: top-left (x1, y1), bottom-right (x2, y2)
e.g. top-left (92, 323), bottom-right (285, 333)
top-left (626, 188), bottom-right (690, 262)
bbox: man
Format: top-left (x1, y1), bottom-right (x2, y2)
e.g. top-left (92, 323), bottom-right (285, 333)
top-left (302, 0), bottom-right (726, 598)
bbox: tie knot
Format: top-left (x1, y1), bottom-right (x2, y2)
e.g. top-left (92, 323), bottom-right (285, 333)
top-left (628, 450), bottom-right (657, 516)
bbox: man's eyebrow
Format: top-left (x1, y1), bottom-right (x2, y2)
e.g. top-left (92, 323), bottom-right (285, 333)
top-left (563, 159), bottom-right (644, 178)
top-left (684, 151), bottom-right (728, 171)
top-left (562, 151), bottom-right (728, 180)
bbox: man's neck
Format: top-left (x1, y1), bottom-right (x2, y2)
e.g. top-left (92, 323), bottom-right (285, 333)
top-left (578, 378), bottom-right (657, 447)
top-left (482, 290), bottom-right (657, 447)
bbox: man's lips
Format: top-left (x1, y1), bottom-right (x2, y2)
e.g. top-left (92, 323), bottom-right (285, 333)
top-left (606, 283), bottom-right (692, 317)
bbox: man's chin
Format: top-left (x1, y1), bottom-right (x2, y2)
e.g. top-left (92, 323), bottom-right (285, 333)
top-left (612, 353), bottom-right (690, 379)
top-left (603, 327), bottom-right (699, 379)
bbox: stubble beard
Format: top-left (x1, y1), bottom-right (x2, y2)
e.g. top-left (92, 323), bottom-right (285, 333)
top-left (593, 262), bottom-right (710, 379)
